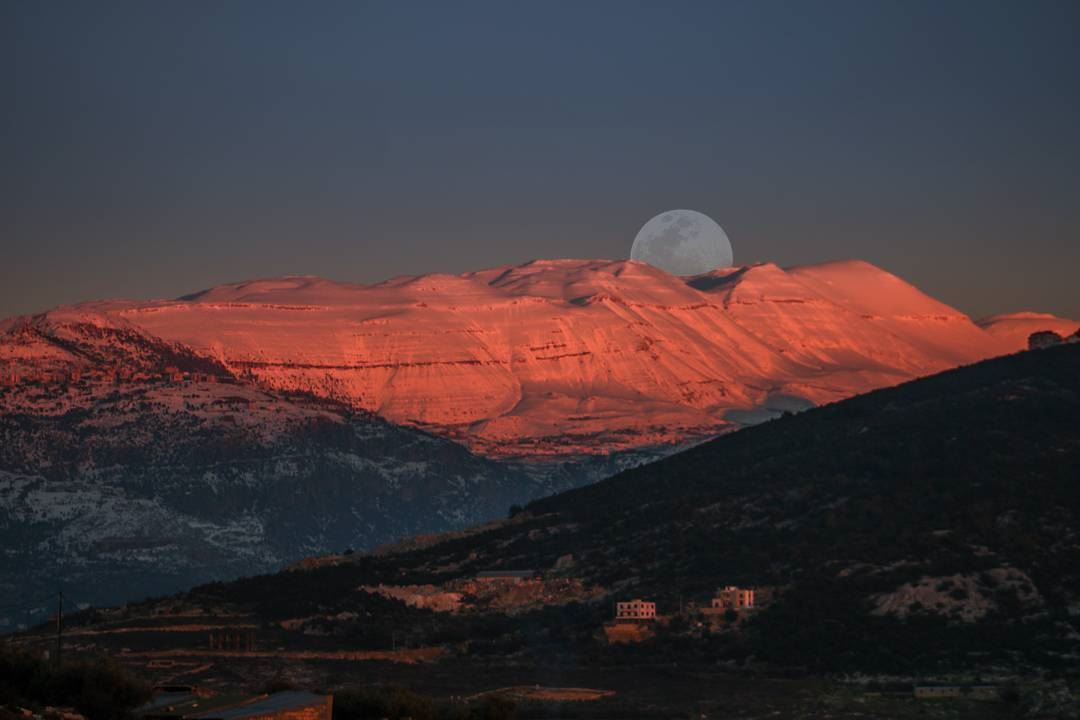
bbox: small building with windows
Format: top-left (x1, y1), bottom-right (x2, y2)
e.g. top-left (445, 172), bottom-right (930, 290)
top-left (700, 585), bottom-right (759, 628)
top-left (712, 586), bottom-right (755, 611)
top-left (605, 598), bottom-right (658, 644)
top-left (615, 599), bottom-right (656, 621)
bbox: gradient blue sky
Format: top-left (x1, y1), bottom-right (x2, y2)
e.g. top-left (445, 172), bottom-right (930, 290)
top-left (4, 0), bottom-right (1079, 319)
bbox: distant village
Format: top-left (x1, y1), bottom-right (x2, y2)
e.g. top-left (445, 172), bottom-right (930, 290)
top-left (603, 584), bottom-right (763, 643)
top-left (93, 568), bottom-right (1007, 719)
top-left (363, 566), bottom-right (773, 647)
top-left (605, 583), bottom-right (770, 644)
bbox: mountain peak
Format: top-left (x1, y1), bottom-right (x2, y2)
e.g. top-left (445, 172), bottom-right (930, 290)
top-left (977, 311), bottom-right (1080, 349)
top-left (788, 260), bottom-right (965, 319)
top-left (177, 275), bottom-right (367, 304)
top-left (0, 256), bottom-right (1031, 459)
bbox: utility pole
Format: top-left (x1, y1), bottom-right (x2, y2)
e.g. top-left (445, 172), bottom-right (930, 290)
top-left (55, 590), bottom-right (63, 667)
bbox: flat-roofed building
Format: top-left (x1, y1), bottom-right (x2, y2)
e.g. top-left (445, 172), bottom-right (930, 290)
top-left (712, 586), bottom-right (754, 611)
top-left (615, 599), bottom-right (656, 620)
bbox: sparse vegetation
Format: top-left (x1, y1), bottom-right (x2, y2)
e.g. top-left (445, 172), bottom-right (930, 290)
top-left (7, 346), bottom-right (1080, 717)
top-left (143, 345), bottom-right (1080, 673)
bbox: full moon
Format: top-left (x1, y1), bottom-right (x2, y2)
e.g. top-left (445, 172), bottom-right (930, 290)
top-left (630, 209), bottom-right (733, 276)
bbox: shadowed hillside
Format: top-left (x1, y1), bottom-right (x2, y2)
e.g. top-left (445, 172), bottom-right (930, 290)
top-left (62, 343), bottom-right (1078, 678)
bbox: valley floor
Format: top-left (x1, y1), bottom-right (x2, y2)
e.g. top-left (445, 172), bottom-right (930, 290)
top-left (132, 657), bottom-right (1030, 719)
top-left (9, 638), bottom-right (1031, 720)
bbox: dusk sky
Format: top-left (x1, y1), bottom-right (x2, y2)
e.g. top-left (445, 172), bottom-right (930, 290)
top-left (5, 0), bottom-right (1079, 320)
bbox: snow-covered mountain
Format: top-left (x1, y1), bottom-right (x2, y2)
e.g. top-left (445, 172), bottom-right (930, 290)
top-left (18, 258), bottom-right (1034, 459)
top-left (0, 257), bottom-right (1068, 622)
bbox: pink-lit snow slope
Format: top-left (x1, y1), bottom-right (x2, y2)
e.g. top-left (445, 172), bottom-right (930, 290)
top-left (977, 312), bottom-right (1080, 351)
top-left (3, 259), bottom-right (1029, 458)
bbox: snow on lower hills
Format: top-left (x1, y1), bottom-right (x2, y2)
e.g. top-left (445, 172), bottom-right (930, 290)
top-left (0, 312), bottom-right (580, 624)
top-left (977, 311), bottom-right (1080, 352)
top-left (52, 258), bottom-right (1013, 458)
top-left (0, 372), bottom-right (558, 625)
